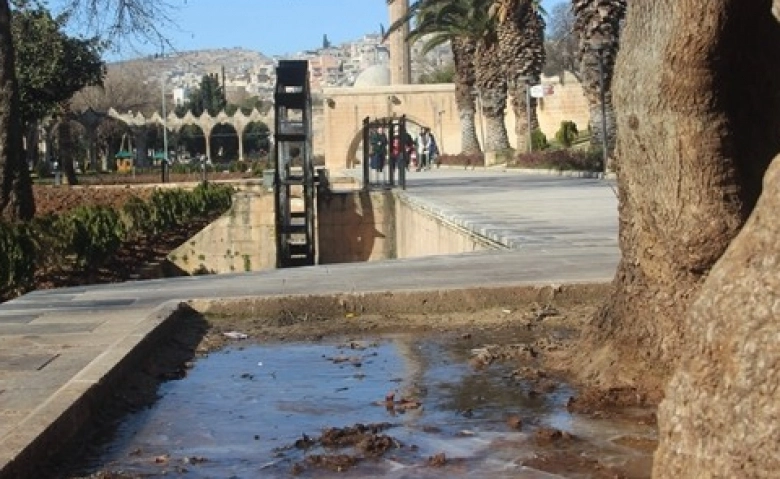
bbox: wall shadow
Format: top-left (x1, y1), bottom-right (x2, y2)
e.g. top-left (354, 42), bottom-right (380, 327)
top-left (317, 189), bottom-right (389, 264)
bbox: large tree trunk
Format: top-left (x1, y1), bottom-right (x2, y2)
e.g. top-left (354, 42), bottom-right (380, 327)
top-left (654, 153), bottom-right (780, 476)
top-left (578, 0), bottom-right (780, 393)
top-left (452, 37), bottom-right (481, 155)
top-left (0, 0), bottom-right (34, 220)
top-left (653, 3), bottom-right (780, 475)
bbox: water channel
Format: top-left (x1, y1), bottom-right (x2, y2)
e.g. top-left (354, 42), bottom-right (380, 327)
top-left (75, 333), bottom-right (655, 478)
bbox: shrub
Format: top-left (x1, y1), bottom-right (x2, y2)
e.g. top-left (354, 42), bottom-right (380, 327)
top-left (555, 121), bottom-right (579, 148)
top-left (0, 221), bottom-right (36, 297)
top-left (61, 206), bottom-right (127, 270)
top-left (531, 129), bottom-right (550, 151)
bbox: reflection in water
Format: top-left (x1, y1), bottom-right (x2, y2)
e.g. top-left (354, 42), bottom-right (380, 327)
top-left (77, 334), bottom-right (654, 478)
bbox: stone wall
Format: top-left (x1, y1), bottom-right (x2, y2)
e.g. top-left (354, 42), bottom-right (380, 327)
top-left (168, 186), bottom-right (276, 274)
top-left (320, 73), bottom-right (590, 170)
top-left (169, 185), bottom-right (500, 273)
top-left (395, 196), bottom-right (494, 258)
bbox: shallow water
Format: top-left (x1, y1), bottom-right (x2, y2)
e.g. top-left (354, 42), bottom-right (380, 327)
top-left (79, 333), bottom-right (655, 478)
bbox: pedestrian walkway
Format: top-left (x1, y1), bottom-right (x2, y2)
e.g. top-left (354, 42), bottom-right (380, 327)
top-left (0, 169), bottom-right (618, 478)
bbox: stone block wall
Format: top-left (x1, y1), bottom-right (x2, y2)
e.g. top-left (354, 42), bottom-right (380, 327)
top-left (168, 189), bottom-right (276, 274)
top-left (169, 184), bottom-right (502, 274)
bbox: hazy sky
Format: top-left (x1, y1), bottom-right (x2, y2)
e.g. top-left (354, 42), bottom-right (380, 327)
top-left (56, 0), bottom-right (564, 60)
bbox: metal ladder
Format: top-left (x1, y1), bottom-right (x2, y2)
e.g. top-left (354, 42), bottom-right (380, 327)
top-left (273, 60), bottom-right (315, 268)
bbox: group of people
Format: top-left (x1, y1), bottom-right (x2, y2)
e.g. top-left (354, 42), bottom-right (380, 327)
top-left (369, 126), bottom-right (439, 173)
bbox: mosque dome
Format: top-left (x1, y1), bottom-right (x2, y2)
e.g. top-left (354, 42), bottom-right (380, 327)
top-left (353, 64), bottom-right (391, 88)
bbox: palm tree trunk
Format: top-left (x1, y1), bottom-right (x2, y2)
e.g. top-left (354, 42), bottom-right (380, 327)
top-left (509, 82), bottom-right (540, 152)
top-left (456, 90), bottom-right (481, 154)
top-left (573, 0), bottom-right (626, 161)
top-left (482, 95), bottom-right (511, 152)
top-left (0, 0), bottom-right (35, 220)
top-left (475, 36), bottom-right (511, 152)
top-left (452, 37), bottom-right (481, 154)
top-left (497, 0), bottom-right (546, 153)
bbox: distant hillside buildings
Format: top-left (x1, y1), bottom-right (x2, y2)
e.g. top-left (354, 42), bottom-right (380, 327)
top-left (120, 33), bottom-right (452, 107)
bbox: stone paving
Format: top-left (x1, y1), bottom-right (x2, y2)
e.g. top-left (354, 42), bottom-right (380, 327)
top-left (0, 168), bottom-right (619, 478)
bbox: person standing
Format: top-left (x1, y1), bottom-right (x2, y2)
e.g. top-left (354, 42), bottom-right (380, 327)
top-left (427, 129), bottom-right (440, 169)
top-left (369, 127), bottom-right (388, 172)
top-left (419, 127), bottom-right (439, 170)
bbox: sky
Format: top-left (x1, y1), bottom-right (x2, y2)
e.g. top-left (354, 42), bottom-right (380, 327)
top-left (55, 0), bottom-right (564, 61)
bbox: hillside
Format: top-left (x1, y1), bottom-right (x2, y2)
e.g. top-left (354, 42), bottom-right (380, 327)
top-left (109, 48), bottom-right (273, 87)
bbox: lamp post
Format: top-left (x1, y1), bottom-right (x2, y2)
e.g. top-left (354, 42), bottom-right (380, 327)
top-left (525, 79), bottom-right (533, 153)
top-left (161, 74), bottom-right (169, 183)
top-left (473, 88), bottom-right (487, 151)
top-left (517, 75), bottom-right (533, 153)
top-left (588, 38), bottom-right (609, 177)
top-left (437, 109), bottom-right (445, 154)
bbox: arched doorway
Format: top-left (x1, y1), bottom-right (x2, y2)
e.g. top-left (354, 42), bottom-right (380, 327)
top-left (241, 121), bottom-right (271, 161)
top-left (210, 123), bottom-right (239, 164)
top-left (177, 124), bottom-right (207, 163)
top-left (345, 115), bottom-right (429, 169)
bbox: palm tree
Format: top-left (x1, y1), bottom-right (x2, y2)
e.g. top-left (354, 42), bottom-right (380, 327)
top-left (471, 0), bottom-right (512, 152)
top-left (388, 0), bottom-right (487, 154)
top-left (572, 0), bottom-right (627, 162)
top-left (413, 0), bottom-right (510, 152)
top-left (492, 0), bottom-right (546, 152)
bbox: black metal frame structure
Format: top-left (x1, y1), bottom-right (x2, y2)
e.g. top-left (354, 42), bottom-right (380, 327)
top-left (274, 60), bottom-right (315, 268)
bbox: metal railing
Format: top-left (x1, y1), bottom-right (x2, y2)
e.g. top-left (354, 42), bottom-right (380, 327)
top-left (362, 115), bottom-right (409, 190)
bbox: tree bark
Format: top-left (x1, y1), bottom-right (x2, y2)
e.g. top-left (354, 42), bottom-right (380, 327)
top-left (509, 82), bottom-right (540, 153)
top-left (654, 153), bottom-right (780, 477)
top-left (580, 0), bottom-right (780, 391)
top-left (57, 120), bottom-right (79, 185)
top-left (475, 36), bottom-right (511, 152)
top-left (480, 88), bottom-right (511, 153)
top-left (0, 0), bottom-right (35, 220)
top-left (573, 0), bottom-right (626, 160)
top-left (452, 37), bottom-right (482, 154)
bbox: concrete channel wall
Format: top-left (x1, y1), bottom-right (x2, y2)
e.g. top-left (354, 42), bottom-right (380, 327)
top-left (168, 187), bottom-right (500, 274)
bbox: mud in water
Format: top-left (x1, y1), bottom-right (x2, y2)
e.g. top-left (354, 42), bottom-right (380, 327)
top-left (69, 303), bottom-right (657, 479)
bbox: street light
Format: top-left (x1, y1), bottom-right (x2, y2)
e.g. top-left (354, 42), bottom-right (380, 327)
top-left (472, 89), bottom-right (487, 151)
top-left (437, 109), bottom-right (445, 154)
top-left (587, 37), bottom-right (609, 177)
top-left (161, 74), bottom-right (169, 183)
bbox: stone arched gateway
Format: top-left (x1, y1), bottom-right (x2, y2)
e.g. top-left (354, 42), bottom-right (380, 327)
top-left (106, 107), bottom-right (275, 163)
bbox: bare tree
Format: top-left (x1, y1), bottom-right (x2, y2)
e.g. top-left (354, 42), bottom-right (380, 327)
top-left (70, 63), bottom-right (160, 115)
top-left (0, 0), bottom-right (174, 220)
top-left (543, 2), bottom-right (578, 80)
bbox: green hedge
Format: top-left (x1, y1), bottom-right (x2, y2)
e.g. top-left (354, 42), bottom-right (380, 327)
top-left (0, 183), bottom-right (234, 299)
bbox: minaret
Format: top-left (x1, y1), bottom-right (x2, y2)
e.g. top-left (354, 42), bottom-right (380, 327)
top-left (387, 0), bottom-right (412, 85)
